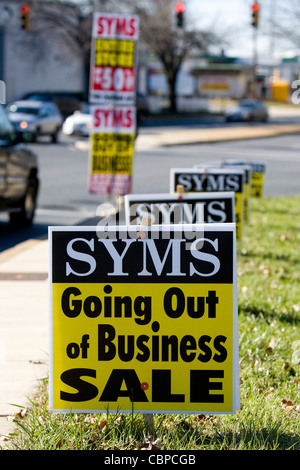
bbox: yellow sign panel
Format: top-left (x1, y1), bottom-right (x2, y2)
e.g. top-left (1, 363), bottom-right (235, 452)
top-left (49, 225), bottom-right (239, 414)
top-left (95, 39), bottom-right (135, 68)
top-left (91, 133), bottom-right (134, 174)
top-left (251, 171), bottom-right (264, 198)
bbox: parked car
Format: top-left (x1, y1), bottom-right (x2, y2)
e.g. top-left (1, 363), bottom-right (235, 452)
top-left (225, 100), bottom-right (269, 122)
top-left (0, 104), bottom-right (39, 226)
top-left (62, 105), bottom-right (92, 137)
top-left (23, 91), bottom-right (84, 119)
top-left (6, 100), bottom-right (63, 142)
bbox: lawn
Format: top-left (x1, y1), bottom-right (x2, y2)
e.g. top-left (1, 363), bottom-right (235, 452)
top-left (5, 195), bottom-right (300, 450)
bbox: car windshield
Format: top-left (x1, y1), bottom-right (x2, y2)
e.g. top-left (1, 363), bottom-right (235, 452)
top-left (8, 105), bottom-right (40, 115)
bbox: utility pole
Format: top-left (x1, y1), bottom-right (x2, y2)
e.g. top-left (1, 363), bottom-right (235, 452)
top-left (251, 2), bottom-right (260, 99)
top-left (0, 26), bottom-right (4, 82)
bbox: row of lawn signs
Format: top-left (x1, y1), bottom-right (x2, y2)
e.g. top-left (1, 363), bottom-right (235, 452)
top-left (88, 12), bottom-right (139, 195)
top-left (48, 160), bottom-right (264, 415)
top-left (49, 11), bottom-right (265, 417)
top-left (124, 161), bottom-right (266, 243)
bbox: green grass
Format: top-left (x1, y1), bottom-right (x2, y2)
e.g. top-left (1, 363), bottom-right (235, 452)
top-left (5, 195), bottom-right (300, 450)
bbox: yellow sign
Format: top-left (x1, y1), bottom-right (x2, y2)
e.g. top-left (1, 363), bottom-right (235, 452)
top-left (91, 133), bottom-right (134, 174)
top-left (89, 106), bottom-right (135, 195)
top-left (220, 159), bottom-right (266, 200)
top-left (49, 224), bottom-right (239, 414)
top-left (95, 39), bottom-right (135, 68)
top-left (251, 163), bottom-right (265, 198)
top-left (229, 165), bottom-right (251, 223)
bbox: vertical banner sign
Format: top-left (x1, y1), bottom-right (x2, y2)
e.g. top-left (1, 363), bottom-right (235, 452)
top-left (89, 12), bottom-right (139, 195)
top-left (90, 12), bottom-right (139, 104)
top-left (170, 168), bottom-right (244, 243)
top-left (89, 105), bottom-right (136, 195)
top-left (124, 192), bottom-right (235, 225)
top-left (49, 224), bottom-right (240, 414)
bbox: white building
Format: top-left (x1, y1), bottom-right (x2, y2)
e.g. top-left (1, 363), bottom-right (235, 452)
top-left (0, 1), bottom-right (84, 104)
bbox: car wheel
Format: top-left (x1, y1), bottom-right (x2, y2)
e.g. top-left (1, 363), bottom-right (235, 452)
top-left (32, 127), bottom-right (40, 142)
top-left (9, 178), bottom-right (38, 227)
top-left (51, 127), bottom-right (60, 143)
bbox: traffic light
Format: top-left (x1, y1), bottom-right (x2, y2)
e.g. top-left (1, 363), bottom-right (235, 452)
top-left (21, 5), bottom-right (31, 31)
top-left (251, 2), bottom-right (259, 28)
top-left (175, 2), bottom-right (185, 28)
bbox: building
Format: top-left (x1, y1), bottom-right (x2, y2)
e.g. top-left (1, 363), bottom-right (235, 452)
top-left (0, 1), bottom-right (84, 104)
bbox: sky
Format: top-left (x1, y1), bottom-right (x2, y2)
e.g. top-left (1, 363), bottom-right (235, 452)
top-left (187, 0), bottom-right (283, 60)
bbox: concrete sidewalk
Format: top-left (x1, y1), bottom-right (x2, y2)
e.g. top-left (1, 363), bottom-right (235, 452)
top-left (136, 122), bottom-right (300, 149)
top-left (0, 239), bottom-right (49, 445)
top-left (73, 121), bottom-right (300, 153)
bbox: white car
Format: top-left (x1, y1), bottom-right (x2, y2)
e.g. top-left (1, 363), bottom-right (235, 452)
top-left (62, 105), bottom-right (93, 137)
top-left (6, 100), bottom-right (63, 142)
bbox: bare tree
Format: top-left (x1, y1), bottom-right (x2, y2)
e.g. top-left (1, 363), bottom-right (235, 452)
top-left (25, 0), bottom-right (225, 110)
top-left (28, 0), bottom-right (98, 98)
top-left (125, 0), bottom-right (223, 112)
top-left (268, 0), bottom-right (300, 53)
top-left (25, 0), bottom-right (133, 98)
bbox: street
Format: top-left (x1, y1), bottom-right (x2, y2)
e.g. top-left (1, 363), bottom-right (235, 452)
top-left (1, 113), bottom-right (300, 252)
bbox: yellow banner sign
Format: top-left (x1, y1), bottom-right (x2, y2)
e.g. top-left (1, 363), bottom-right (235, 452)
top-left (89, 106), bottom-right (135, 195)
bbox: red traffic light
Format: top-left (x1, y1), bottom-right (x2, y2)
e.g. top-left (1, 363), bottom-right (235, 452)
top-left (21, 5), bottom-right (30, 14)
top-left (252, 2), bottom-right (259, 11)
top-left (175, 2), bottom-right (185, 13)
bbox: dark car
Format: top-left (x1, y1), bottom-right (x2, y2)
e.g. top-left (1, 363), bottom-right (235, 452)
top-left (0, 104), bottom-right (39, 226)
top-left (225, 100), bottom-right (269, 122)
top-left (23, 91), bottom-right (85, 119)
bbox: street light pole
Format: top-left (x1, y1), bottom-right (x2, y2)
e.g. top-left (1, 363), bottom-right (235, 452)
top-left (252, 24), bottom-right (258, 98)
top-left (251, 2), bottom-right (260, 99)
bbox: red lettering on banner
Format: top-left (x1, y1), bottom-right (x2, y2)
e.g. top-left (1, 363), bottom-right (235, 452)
top-left (128, 18), bottom-right (137, 36)
top-left (94, 108), bottom-right (134, 130)
top-left (106, 17), bottom-right (114, 35)
top-left (116, 18), bottom-right (126, 36)
top-left (96, 15), bottom-right (138, 38)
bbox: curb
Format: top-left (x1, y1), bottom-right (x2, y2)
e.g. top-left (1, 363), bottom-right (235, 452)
top-left (74, 123), bottom-right (300, 152)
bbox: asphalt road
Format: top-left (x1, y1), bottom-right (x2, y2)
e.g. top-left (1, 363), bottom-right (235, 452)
top-left (0, 115), bottom-right (300, 252)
